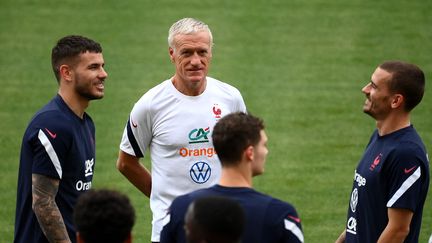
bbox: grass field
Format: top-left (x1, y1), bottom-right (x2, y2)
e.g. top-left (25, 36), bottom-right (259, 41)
top-left (1, 0), bottom-right (431, 242)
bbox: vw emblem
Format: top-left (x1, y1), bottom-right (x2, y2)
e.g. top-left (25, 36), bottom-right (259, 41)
top-left (350, 188), bottom-right (358, 212)
top-left (190, 161), bottom-right (211, 184)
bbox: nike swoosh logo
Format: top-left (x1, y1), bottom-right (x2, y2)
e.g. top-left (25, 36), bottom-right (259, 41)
top-left (288, 215), bottom-right (301, 223)
top-left (404, 166), bottom-right (417, 174)
top-left (130, 118), bottom-right (138, 128)
top-left (45, 128), bottom-right (57, 139)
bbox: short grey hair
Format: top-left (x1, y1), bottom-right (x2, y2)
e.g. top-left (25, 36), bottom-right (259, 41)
top-left (168, 18), bottom-right (213, 50)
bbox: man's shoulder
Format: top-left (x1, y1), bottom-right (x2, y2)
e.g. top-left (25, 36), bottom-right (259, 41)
top-left (387, 128), bottom-right (428, 162)
top-left (29, 105), bottom-right (73, 131)
top-left (25, 102), bottom-right (81, 143)
top-left (170, 187), bottom-right (221, 212)
top-left (206, 77), bottom-right (245, 109)
top-left (268, 196), bottom-right (298, 213)
top-left (207, 76), bottom-right (241, 92)
top-left (144, 79), bottom-right (172, 96)
top-left (173, 187), bottom-right (215, 203)
top-left (133, 79), bottom-right (172, 106)
top-left (389, 126), bottom-right (425, 149)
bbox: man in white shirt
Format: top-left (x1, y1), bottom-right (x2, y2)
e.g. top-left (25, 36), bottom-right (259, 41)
top-left (116, 17), bottom-right (247, 242)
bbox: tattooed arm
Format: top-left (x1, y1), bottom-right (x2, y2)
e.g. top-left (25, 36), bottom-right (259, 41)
top-left (32, 174), bottom-right (71, 243)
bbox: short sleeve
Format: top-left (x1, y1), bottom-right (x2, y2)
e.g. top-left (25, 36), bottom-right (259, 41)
top-left (385, 143), bottom-right (427, 211)
top-left (267, 199), bottom-right (304, 243)
top-left (29, 112), bottom-right (73, 179)
top-left (234, 88), bottom-right (247, 113)
top-left (120, 96), bottom-right (153, 158)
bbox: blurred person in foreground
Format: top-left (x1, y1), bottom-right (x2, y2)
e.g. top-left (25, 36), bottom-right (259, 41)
top-left (336, 61), bottom-right (429, 243)
top-left (184, 196), bottom-right (245, 243)
top-left (160, 112), bottom-right (304, 243)
top-left (74, 189), bottom-right (136, 243)
top-left (116, 17), bottom-right (246, 242)
top-left (14, 35), bottom-right (107, 243)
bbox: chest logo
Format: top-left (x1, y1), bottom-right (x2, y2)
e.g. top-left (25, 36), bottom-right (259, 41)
top-left (350, 188), bottom-right (358, 212)
top-left (346, 217), bottom-right (357, 235)
top-left (189, 127), bottom-right (210, 144)
top-left (190, 161), bottom-right (211, 184)
top-left (369, 153), bottom-right (382, 171)
top-left (353, 170), bottom-right (366, 187)
top-left (85, 158), bottom-right (94, 177)
top-left (212, 104), bottom-right (222, 118)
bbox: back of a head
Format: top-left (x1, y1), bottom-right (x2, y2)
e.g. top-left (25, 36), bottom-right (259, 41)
top-left (167, 17), bottom-right (213, 50)
top-left (379, 60), bottom-right (425, 112)
top-left (212, 112), bottom-right (264, 165)
top-left (185, 196), bottom-right (245, 243)
top-left (74, 189), bottom-right (135, 243)
top-left (51, 35), bottom-right (102, 82)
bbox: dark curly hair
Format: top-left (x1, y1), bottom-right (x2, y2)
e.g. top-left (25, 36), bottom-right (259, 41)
top-left (73, 189), bottom-right (135, 243)
top-left (186, 196), bottom-right (245, 243)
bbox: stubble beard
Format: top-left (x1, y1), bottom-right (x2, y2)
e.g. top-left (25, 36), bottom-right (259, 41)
top-left (75, 81), bottom-right (104, 100)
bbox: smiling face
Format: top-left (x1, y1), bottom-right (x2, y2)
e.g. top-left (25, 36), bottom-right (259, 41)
top-left (169, 31), bottom-right (212, 96)
top-left (70, 51), bottom-right (107, 100)
top-left (361, 67), bottom-right (393, 120)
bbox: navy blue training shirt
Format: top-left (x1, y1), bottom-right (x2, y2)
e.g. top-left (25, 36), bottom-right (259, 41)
top-left (160, 184), bottom-right (304, 243)
top-left (345, 126), bottom-right (429, 242)
top-left (14, 95), bottom-right (96, 243)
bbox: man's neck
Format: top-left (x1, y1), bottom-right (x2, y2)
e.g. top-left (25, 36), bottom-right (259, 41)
top-left (218, 165), bottom-right (253, 188)
top-left (171, 76), bottom-right (206, 96)
top-left (376, 113), bottom-right (411, 136)
top-left (58, 90), bottom-right (88, 119)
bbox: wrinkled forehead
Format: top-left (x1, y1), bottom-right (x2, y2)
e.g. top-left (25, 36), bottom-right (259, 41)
top-left (172, 31), bottom-right (212, 50)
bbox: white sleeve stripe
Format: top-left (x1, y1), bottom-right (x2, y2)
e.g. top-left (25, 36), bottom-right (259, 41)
top-left (387, 167), bottom-right (421, 207)
top-left (284, 219), bottom-right (304, 243)
top-left (38, 130), bottom-right (62, 179)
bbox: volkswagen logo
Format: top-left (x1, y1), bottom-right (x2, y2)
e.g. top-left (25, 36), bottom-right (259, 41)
top-left (350, 188), bottom-right (358, 213)
top-left (190, 161), bottom-right (211, 184)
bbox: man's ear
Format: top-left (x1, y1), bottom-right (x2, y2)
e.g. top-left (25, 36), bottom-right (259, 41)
top-left (391, 94), bottom-right (404, 109)
top-left (59, 64), bottom-right (72, 82)
top-left (169, 47), bottom-right (175, 63)
top-left (244, 145), bottom-right (254, 161)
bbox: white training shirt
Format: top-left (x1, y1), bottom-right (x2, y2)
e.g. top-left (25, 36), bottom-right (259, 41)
top-left (120, 77), bottom-right (246, 241)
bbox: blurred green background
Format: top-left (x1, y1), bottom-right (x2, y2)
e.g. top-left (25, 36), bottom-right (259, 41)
top-left (1, 0), bottom-right (431, 242)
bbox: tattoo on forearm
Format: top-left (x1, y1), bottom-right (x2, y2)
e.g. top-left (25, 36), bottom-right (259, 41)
top-left (32, 174), bottom-right (71, 243)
